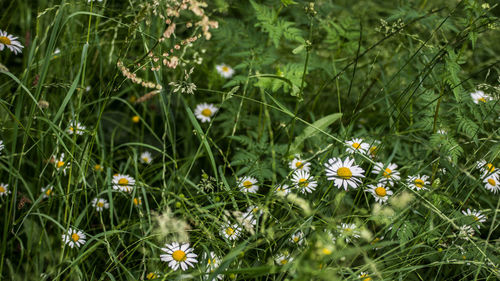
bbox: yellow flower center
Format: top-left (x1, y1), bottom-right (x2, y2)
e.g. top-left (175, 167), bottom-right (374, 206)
top-left (146, 272), bottom-right (157, 279)
top-left (0, 186), bottom-right (5, 193)
top-left (375, 186), bottom-right (387, 197)
top-left (56, 161), bottom-right (65, 168)
top-left (280, 259), bottom-right (288, 265)
top-left (94, 164), bottom-right (101, 171)
top-left (45, 189), bottom-right (52, 196)
top-left (487, 178), bottom-right (496, 186)
top-left (133, 198), bottom-right (141, 205)
top-left (118, 178), bottom-right (129, 186)
top-left (361, 275), bottom-right (372, 281)
top-left (322, 248), bottom-right (332, 255)
top-left (414, 179), bottom-right (424, 188)
top-left (293, 236), bottom-right (299, 243)
top-left (142, 157), bottom-right (149, 163)
top-left (295, 161), bottom-right (303, 168)
top-left (298, 178), bottom-right (309, 187)
top-left (225, 227), bottom-right (235, 236)
top-left (478, 97), bottom-right (486, 102)
top-left (352, 142), bottom-right (361, 149)
top-left (97, 201), bottom-right (104, 207)
top-left (473, 216), bottom-right (479, 221)
top-left (172, 250), bottom-right (187, 262)
top-left (369, 146), bottom-right (377, 154)
top-left (486, 163), bottom-right (495, 173)
top-left (132, 115), bottom-right (140, 123)
top-left (0, 36), bottom-right (11, 45)
top-left (222, 66), bottom-right (229, 72)
top-left (383, 168), bottom-right (392, 178)
top-left (243, 180), bottom-right (253, 188)
top-left (201, 108), bottom-right (212, 117)
top-left (71, 233), bottom-right (80, 242)
top-left (337, 167), bottom-right (352, 179)
top-left (69, 126), bottom-right (74, 132)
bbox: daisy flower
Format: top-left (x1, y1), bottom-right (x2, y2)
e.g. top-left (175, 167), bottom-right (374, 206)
top-left (476, 160), bottom-right (496, 176)
top-left (67, 120), bottom-right (86, 135)
top-left (345, 138), bottom-right (369, 154)
top-left (290, 231), bottom-right (304, 246)
top-left (338, 223), bottom-right (361, 243)
top-left (483, 173), bottom-right (499, 194)
top-left (204, 251), bottom-right (223, 280)
top-left (367, 184), bottom-right (393, 204)
top-left (133, 197), bottom-right (142, 206)
top-left (131, 115), bottom-right (140, 123)
top-left (140, 151), bottom-right (153, 164)
top-left (41, 185), bottom-right (54, 198)
top-left (470, 90), bottom-right (493, 104)
top-left (91, 198), bottom-right (109, 212)
top-left (289, 156), bottom-right (311, 172)
top-left (371, 162), bottom-right (400, 186)
top-left (94, 164), bottom-right (103, 172)
top-left (368, 140), bottom-right (381, 158)
top-left (160, 242), bottom-right (198, 271)
top-left (194, 103), bottom-right (218, 123)
top-left (291, 170), bottom-right (317, 193)
top-left (325, 157), bottom-right (365, 190)
top-left (62, 228), bottom-right (86, 248)
top-left (462, 209), bottom-right (487, 228)
top-left (216, 63), bottom-right (235, 78)
top-left (54, 153), bottom-right (68, 175)
top-left (275, 184), bottom-right (291, 195)
top-left (275, 253), bottom-right (293, 266)
top-left (0, 183), bottom-right (10, 197)
top-left (0, 140), bottom-right (4, 154)
top-left (359, 272), bottom-right (372, 281)
top-left (406, 174), bottom-right (430, 191)
top-left (146, 272), bottom-right (161, 280)
top-left (220, 223), bottom-right (242, 241)
top-left (458, 225), bottom-right (475, 239)
top-left (112, 174), bottom-right (135, 192)
top-left (238, 176), bottom-right (258, 193)
top-left (0, 30), bottom-right (24, 55)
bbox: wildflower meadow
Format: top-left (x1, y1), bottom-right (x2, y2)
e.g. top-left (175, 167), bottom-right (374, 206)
top-left (1, 0), bottom-right (500, 280)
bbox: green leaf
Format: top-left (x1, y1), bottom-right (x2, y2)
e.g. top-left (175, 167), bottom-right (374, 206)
top-left (290, 113), bottom-right (342, 154)
top-left (281, 0), bottom-right (298, 6)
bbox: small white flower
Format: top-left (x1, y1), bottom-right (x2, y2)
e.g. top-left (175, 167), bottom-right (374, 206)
top-left (437, 129), bottom-right (447, 135)
top-left (291, 170), bottom-right (317, 193)
top-left (483, 173), bottom-right (499, 194)
top-left (41, 185), bottom-right (54, 198)
top-left (367, 184), bottom-right (393, 204)
top-left (67, 120), bottom-right (86, 135)
top-left (275, 253), bottom-right (293, 265)
top-left (238, 176), bottom-right (258, 193)
top-left (470, 90), bottom-right (493, 104)
top-left (289, 156), bottom-right (311, 172)
top-left (0, 183), bottom-right (10, 197)
top-left (458, 225), bottom-right (475, 239)
top-left (160, 242), bottom-right (198, 271)
top-left (406, 174), bottom-right (430, 191)
top-left (324, 157), bottom-right (365, 190)
top-left (112, 174), bottom-right (135, 192)
top-left (91, 198), bottom-right (109, 212)
top-left (0, 30), bottom-right (24, 55)
top-left (0, 140), bottom-right (4, 154)
top-left (345, 138), bottom-right (369, 154)
top-left (62, 228), bottom-right (86, 248)
top-left (194, 103), bottom-right (218, 123)
top-left (216, 63), bottom-right (235, 78)
top-left (204, 251), bottom-right (223, 280)
top-left (54, 48), bottom-right (61, 55)
top-left (289, 231), bottom-right (304, 245)
top-left (368, 140), bottom-right (381, 158)
top-left (54, 153), bottom-right (68, 175)
top-left (476, 160), bottom-right (496, 176)
top-left (275, 184), bottom-right (291, 195)
top-left (140, 151), bottom-right (153, 164)
top-left (462, 209), bottom-right (487, 228)
top-left (338, 223), bottom-right (360, 243)
top-left (371, 162), bottom-right (400, 186)
top-left (220, 223), bottom-right (242, 241)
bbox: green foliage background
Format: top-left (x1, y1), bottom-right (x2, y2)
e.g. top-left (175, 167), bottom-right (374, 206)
top-left (0, 0), bottom-right (499, 280)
